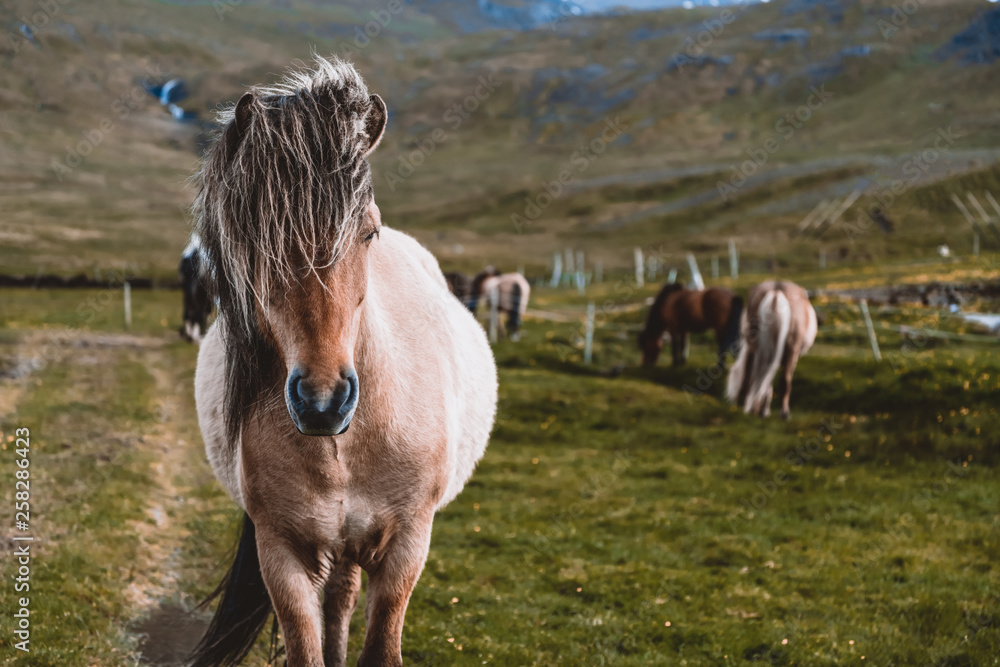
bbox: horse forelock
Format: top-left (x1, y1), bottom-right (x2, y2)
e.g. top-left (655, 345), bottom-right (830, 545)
top-left (195, 56), bottom-right (377, 332)
top-left (192, 55), bottom-right (379, 444)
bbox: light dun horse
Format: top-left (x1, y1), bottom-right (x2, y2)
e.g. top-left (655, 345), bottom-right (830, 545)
top-left (726, 280), bottom-right (817, 419)
top-left (638, 283), bottom-right (743, 368)
top-left (189, 57), bottom-right (497, 667)
top-left (469, 268), bottom-right (530, 341)
top-left (179, 235), bottom-right (213, 343)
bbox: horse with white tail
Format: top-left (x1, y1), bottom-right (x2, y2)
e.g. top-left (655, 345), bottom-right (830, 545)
top-left (188, 57), bottom-right (497, 667)
top-left (726, 280), bottom-right (817, 419)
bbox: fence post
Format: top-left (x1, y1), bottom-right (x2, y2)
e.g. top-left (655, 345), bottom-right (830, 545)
top-left (634, 247), bottom-right (644, 287)
top-left (711, 255), bottom-right (719, 280)
top-left (974, 233), bottom-right (980, 257)
top-left (584, 301), bottom-right (595, 365)
top-left (860, 298), bottom-right (881, 362)
top-left (595, 261), bottom-right (603, 284)
top-left (667, 268), bottom-right (677, 284)
top-left (124, 281), bottom-right (132, 331)
top-left (550, 252), bottom-right (562, 287)
top-left (819, 249), bottom-right (826, 270)
top-left (728, 239), bottom-right (738, 279)
top-left (488, 284), bottom-right (499, 344)
top-left (687, 253), bottom-right (705, 290)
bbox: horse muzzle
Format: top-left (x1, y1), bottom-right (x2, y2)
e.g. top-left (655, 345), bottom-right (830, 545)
top-left (285, 366), bottom-right (359, 436)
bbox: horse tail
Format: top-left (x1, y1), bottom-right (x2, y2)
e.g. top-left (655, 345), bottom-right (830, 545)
top-left (721, 295), bottom-right (743, 356)
top-left (509, 280), bottom-right (522, 336)
top-left (738, 290), bottom-right (791, 416)
top-left (725, 308), bottom-right (749, 405)
top-left (189, 513), bottom-right (273, 667)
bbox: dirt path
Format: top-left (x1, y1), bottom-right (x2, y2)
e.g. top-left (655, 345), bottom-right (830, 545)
top-left (126, 346), bottom-right (211, 666)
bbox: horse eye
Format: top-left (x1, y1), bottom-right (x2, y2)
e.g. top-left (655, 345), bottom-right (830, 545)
top-left (363, 229), bottom-right (379, 243)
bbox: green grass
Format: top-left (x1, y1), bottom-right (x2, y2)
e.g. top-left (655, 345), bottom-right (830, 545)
top-left (0, 286), bottom-right (998, 665)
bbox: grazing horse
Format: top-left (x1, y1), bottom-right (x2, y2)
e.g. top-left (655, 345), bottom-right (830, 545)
top-left (726, 280), bottom-right (817, 419)
top-left (443, 271), bottom-right (472, 308)
top-left (188, 57), bottom-right (498, 667)
top-left (179, 235), bottom-right (213, 343)
top-left (470, 268), bottom-right (530, 341)
top-left (638, 283), bottom-right (743, 368)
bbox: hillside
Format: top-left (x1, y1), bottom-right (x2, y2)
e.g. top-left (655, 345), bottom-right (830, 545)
top-left (2, 0), bottom-right (1000, 279)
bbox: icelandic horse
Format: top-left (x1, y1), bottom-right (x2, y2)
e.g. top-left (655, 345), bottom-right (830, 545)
top-left (179, 235), bottom-right (214, 343)
top-left (638, 283), bottom-right (743, 368)
top-left (188, 57), bottom-right (498, 667)
top-left (725, 280), bottom-right (817, 419)
top-left (469, 268), bottom-right (530, 341)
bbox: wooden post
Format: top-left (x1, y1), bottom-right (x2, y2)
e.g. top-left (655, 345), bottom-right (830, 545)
top-left (967, 192), bottom-right (1000, 245)
top-left (686, 253), bottom-right (705, 290)
top-left (575, 250), bottom-right (585, 294)
top-left (795, 198), bottom-right (831, 234)
top-left (584, 301), bottom-right (595, 365)
top-left (711, 255), bottom-right (719, 280)
top-left (728, 239), bottom-right (738, 279)
top-left (667, 268), bottom-right (677, 284)
top-left (124, 281), bottom-right (132, 331)
top-left (974, 233), bottom-right (980, 257)
top-left (488, 285), bottom-right (499, 344)
top-left (634, 247), bottom-right (644, 287)
top-left (595, 261), bottom-right (603, 284)
top-left (564, 248), bottom-right (575, 274)
top-left (860, 298), bottom-right (881, 362)
top-left (814, 189), bottom-right (861, 238)
top-left (550, 252), bottom-right (562, 287)
top-left (951, 193), bottom-right (987, 240)
top-left (819, 249), bottom-right (826, 270)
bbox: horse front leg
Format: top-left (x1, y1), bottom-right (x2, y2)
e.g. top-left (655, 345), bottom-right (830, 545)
top-left (358, 526), bottom-right (432, 667)
top-left (324, 559), bottom-right (362, 667)
top-left (256, 529), bottom-right (326, 667)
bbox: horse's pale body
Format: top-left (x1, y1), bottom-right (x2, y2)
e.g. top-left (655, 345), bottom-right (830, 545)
top-left (725, 280), bottom-right (817, 419)
top-left (479, 272), bottom-right (530, 318)
top-left (195, 226), bottom-right (497, 664)
top-left (197, 224), bottom-right (496, 513)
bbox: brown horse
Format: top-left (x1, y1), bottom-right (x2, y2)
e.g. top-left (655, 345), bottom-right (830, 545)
top-left (726, 280), bottom-right (817, 419)
top-left (638, 283), bottom-right (743, 367)
top-left (189, 57), bottom-right (497, 667)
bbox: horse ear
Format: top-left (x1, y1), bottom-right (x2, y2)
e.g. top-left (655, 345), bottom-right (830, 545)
top-left (225, 92), bottom-right (254, 156)
top-left (363, 94), bottom-right (387, 157)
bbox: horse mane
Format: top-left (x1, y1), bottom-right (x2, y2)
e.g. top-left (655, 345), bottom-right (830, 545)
top-left (193, 55), bottom-right (382, 445)
top-left (639, 282), bottom-right (683, 343)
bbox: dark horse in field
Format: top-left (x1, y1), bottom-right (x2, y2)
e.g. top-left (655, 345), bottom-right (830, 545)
top-left (638, 283), bottom-right (743, 367)
top-left (179, 235), bottom-right (213, 343)
top-left (443, 271), bottom-right (472, 308)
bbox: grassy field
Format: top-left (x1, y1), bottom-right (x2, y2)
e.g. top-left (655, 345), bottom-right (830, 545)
top-left (0, 277), bottom-right (997, 666)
